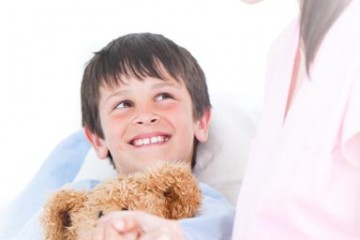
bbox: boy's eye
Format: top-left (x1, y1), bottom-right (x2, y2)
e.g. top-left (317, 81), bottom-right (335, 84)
top-left (155, 93), bottom-right (173, 101)
top-left (115, 100), bottom-right (133, 109)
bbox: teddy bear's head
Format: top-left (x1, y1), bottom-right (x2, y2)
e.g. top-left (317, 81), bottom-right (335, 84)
top-left (41, 162), bottom-right (201, 240)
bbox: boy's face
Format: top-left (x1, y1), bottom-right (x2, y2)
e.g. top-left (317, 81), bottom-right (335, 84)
top-left (85, 73), bottom-right (211, 174)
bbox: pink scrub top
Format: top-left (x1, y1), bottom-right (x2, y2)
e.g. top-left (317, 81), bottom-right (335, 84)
top-left (232, 0), bottom-right (360, 239)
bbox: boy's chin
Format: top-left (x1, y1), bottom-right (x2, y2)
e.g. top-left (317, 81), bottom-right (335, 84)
top-left (118, 159), bottom-right (168, 174)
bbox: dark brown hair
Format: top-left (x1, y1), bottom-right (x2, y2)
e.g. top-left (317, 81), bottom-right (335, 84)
top-left (300, 0), bottom-right (352, 74)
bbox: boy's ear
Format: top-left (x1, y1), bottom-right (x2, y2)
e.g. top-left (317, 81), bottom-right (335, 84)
top-left (84, 127), bottom-right (109, 160)
top-left (194, 109), bottom-right (211, 143)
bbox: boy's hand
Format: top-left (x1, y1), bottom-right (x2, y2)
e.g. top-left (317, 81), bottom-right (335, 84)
top-left (97, 211), bottom-right (186, 240)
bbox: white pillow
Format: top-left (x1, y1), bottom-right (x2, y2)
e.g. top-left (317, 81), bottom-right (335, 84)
top-left (75, 94), bottom-right (260, 205)
top-left (75, 149), bottom-right (117, 181)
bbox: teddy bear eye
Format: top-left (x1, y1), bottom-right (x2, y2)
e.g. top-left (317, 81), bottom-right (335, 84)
top-left (98, 210), bottom-right (104, 218)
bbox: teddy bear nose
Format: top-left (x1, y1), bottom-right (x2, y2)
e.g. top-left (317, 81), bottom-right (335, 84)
top-left (98, 211), bottom-right (104, 218)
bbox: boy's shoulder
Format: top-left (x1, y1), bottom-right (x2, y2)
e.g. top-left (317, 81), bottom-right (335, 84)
top-left (198, 182), bottom-right (234, 206)
top-left (69, 179), bottom-right (101, 190)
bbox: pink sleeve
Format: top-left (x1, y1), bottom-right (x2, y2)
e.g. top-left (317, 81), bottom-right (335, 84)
top-left (341, 70), bottom-right (360, 167)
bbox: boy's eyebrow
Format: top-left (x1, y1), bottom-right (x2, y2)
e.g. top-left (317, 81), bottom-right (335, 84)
top-left (104, 89), bottom-right (130, 103)
top-left (104, 81), bottom-right (181, 103)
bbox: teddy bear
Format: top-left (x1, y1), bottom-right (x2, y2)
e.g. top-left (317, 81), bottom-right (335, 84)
top-left (41, 162), bottom-right (202, 240)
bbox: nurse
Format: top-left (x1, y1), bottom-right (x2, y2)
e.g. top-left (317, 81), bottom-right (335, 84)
top-left (233, 0), bottom-right (360, 239)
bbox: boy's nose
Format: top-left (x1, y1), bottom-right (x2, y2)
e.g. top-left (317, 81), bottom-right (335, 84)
top-left (133, 113), bottom-right (160, 125)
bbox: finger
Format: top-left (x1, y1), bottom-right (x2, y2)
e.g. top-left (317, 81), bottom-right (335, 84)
top-left (140, 220), bottom-right (186, 240)
top-left (99, 211), bottom-right (181, 237)
top-left (104, 211), bottom-right (165, 232)
top-left (103, 223), bottom-right (126, 240)
top-left (122, 230), bottom-right (141, 240)
top-left (139, 226), bottom-right (180, 240)
top-left (98, 211), bottom-right (139, 233)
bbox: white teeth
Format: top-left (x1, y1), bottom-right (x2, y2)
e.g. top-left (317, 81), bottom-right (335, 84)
top-left (133, 136), bottom-right (168, 146)
top-left (150, 136), bottom-right (158, 143)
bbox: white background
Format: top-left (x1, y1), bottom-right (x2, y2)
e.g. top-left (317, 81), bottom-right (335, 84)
top-left (0, 0), bottom-right (297, 210)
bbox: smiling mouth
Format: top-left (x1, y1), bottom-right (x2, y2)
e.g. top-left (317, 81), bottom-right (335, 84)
top-left (130, 135), bottom-right (171, 147)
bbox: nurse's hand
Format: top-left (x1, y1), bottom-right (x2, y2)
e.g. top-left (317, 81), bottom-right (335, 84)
top-left (96, 211), bottom-right (186, 240)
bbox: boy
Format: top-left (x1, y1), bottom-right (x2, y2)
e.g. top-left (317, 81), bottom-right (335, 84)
top-left (80, 33), bottom-right (234, 239)
top-left (9, 33), bottom-right (234, 240)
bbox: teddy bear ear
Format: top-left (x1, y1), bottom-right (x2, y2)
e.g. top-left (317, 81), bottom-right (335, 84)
top-left (41, 189), bottom-right (86, 240)
top-left (151, 163), bottom-right (202, 219)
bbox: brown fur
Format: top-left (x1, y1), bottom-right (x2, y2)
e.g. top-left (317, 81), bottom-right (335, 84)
top-left (41, 162), bottom-right (201, 240)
